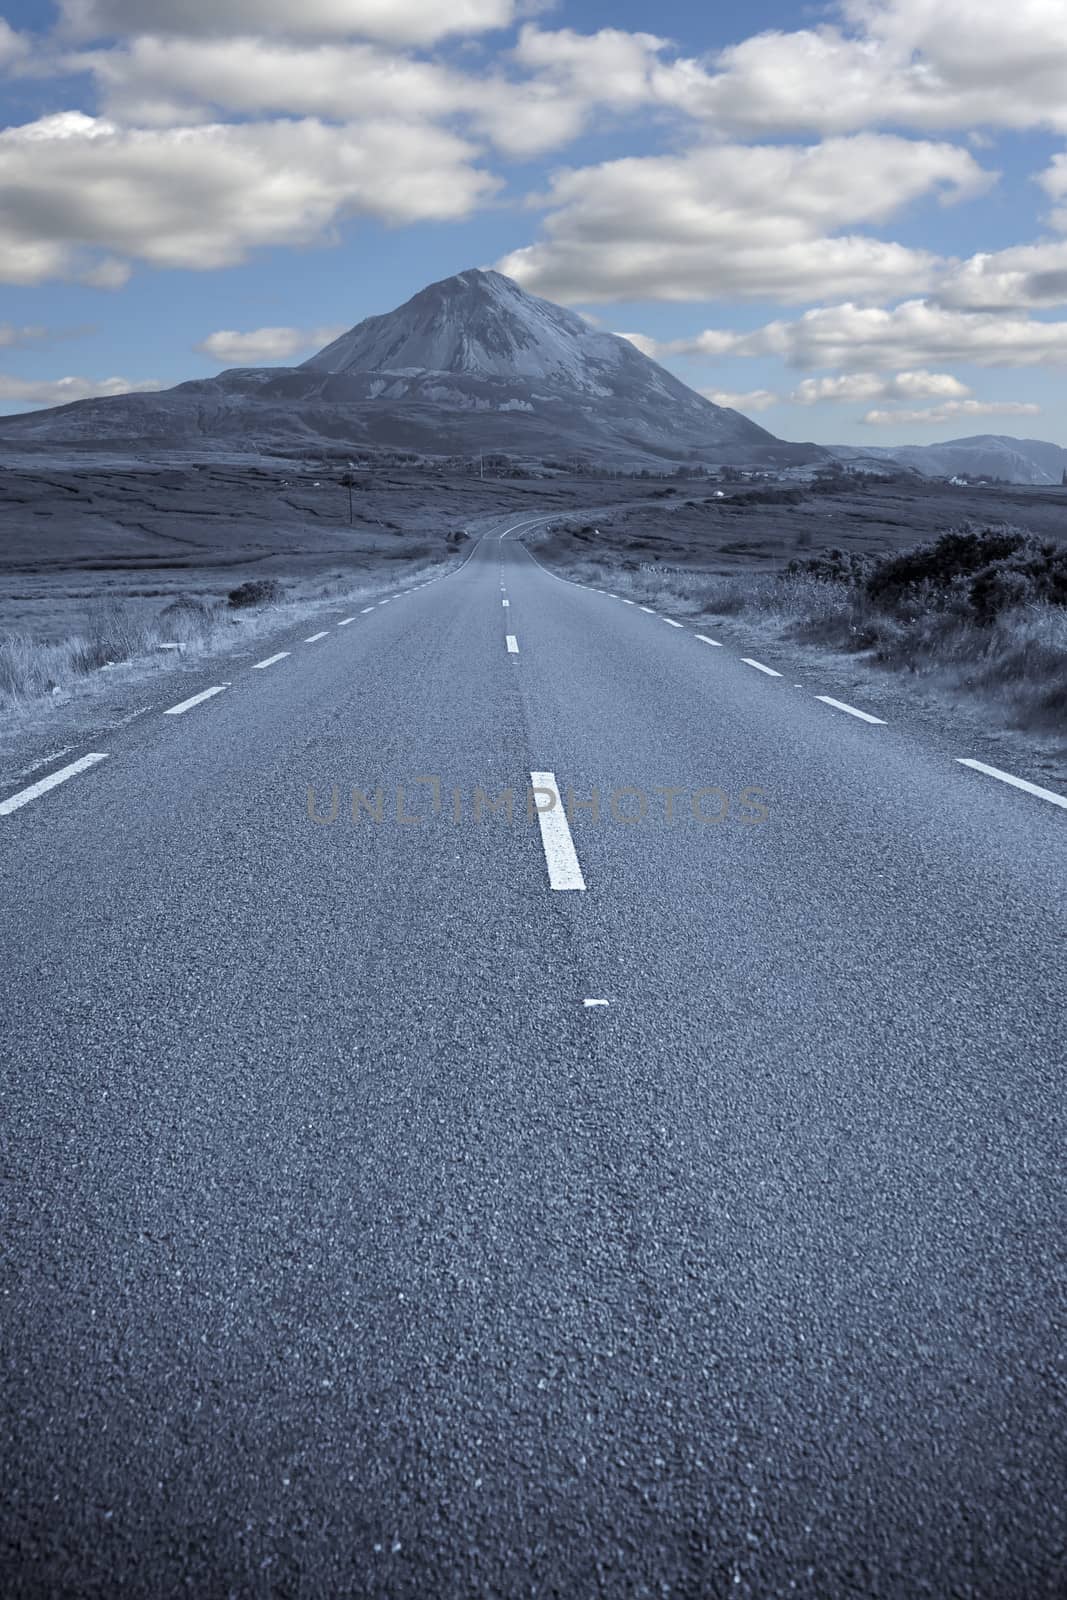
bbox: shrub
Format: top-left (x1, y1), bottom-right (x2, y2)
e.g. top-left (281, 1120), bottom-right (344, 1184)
top-left (158, 596), bottom-right (214, 639)
top-left (70, 600), bottom-right (149, 673)
top-left (864, 525), bottom-right (1067, 619)
top-left (967, 565), bottom-right (1039, 623)
top-left (735, 486), bottom-right (806, 506)
top-left (785, 547), bottom-right (876, 585)
top-left (0, 636), bottom-right (63, 703)
top-left (227, 578), bottom-right (283, 609)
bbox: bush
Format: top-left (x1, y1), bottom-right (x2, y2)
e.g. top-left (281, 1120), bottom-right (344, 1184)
top-left (158, 596), bottom-right (214, 639)
top-left (865, 525), bottom-right (1067, 620)
top-left (227, 578), bottom-right (283, 609)
top-left (0, 636), bottom-right (63, 703)
top-left (70, 600), bottom-right (149, 673)
top-left (735, 486), bottom-right (806, 506)
top-left (785, 547), bottom-right (876, 585)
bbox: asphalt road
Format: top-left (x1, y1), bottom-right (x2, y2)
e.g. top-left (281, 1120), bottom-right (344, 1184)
top-left (1, 514), bottom-right (1065, 1598)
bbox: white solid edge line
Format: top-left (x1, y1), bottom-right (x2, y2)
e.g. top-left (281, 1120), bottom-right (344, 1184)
top-left (530, 771), bottom-right (586, 891)
top-left (252, 652), bottom-right (290, 670)
top-left (956, 758), bottom-right (1067, 811)
top-left (337, 617), bottom-right (356, 627)
top-left (164, 686), bottom-right (227, 715)
top-left (663, 618), bottom-right (684, 628)
top-left (695, 634), bottom-right (722, 646)
top-left (741, 658), bottom-right (782, 677)
top-left (304, 631), bottom-right (328, 643)
top-left (506, 634), bottom-right (519, 654)
top-left (815, 694), bottom-right (886, 725)
top-left (639, 606), bottom-right (656, 614)
top-left (0, 752), bottom-right (108, 817)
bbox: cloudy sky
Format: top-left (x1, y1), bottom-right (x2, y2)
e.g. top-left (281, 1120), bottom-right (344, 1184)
top-left (1, 0), bottom-right (1065, 444)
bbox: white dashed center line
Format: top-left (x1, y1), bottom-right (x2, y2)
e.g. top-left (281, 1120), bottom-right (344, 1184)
top-left (252, 652), bottom-right (290, 670)
top-left (530, 771), bottom-right (586, 891)
top-left (304, 632), bottom-right (328, 643)
top-left (741, 658), bottom-right (781, 677)
top-left (506, 635), bottom-right (519, 654)
top-left (695, 634), bottom-right (722, 646)
top-left (956, 758), bottom-right (1067, 810)
top-left (164, 686), bottom-right (227, 716)
top-left (619, 598), bottom-right (635, 605)
top-left (663, 618), bottom-right (683, 628)
top-left (359, 606), bottom-right (375, 614)
top-left (502, 598), bottom-right (510, 607)
top-left (0, 753), bottom-right (108, 817)
top-left (639, 606), bottom-right (656, 614)
top-left (815, 695), bottom-right (886, 725)
top-left (583, 998), bottom-right (610, 1008)
top-left (337, 617), bottom-right (356, 627)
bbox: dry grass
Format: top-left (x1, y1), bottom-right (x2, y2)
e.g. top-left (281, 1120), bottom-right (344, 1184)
top-left (0, 555), bottom-right (453, 717)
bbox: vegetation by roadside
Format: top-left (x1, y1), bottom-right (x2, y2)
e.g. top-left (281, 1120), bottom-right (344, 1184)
top-left (0, 556), bottom-right (455, 719)
top-left (535, 524), bottom-right (1067, 741)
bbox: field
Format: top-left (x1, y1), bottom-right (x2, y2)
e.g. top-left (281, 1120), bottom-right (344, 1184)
top-left (0, 457), bottom-right (647, 643)
top-left (532, 475), bottom-right (1067, 575)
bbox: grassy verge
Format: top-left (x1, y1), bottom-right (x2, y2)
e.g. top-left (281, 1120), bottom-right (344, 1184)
top-left (537, 525), bottom-right (1067, 737)
top-left (0, 555), bottom-right (456, 719)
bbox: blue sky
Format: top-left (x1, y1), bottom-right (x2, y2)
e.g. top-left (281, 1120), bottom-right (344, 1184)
top-left (1, 0), bottom-right (1066, 445)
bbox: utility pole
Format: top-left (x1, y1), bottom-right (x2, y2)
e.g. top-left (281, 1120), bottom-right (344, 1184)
top-left (340, 471), bottom-right (355, 524)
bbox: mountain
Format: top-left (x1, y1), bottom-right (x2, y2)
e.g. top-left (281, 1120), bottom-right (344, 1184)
top-left (830, 435), bottom-right (1067, 485)
top-left (0, 269), bottom-right (825, 470)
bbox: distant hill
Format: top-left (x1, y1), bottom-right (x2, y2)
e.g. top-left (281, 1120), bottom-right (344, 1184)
top-left (830, 435), bottom-right (1067, 486)
top-left (0, 269), bottom-right (826, 471)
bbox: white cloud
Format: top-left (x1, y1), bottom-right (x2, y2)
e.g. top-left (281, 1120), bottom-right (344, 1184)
top-left (79, 257), bottom-right (133, 288)
top-left (662, 301), bottom-right (1067, 369)
top-left (862, 398), bottom-right (1041, 425)
top-left (691, 0), bottom-right (1067, 137)
top-left (615, 331), bottom-right (662, 358)
top-left (791, 370), bottom-right (970, 402)
top-left (1039, 153), bottom-right (1067, 233)
top-left (701, 388), bottom-right (781, 412)
top-left (65, 34), bottom-right (589, 158)
top-left (54, 4), bottom-right (1067, 154)
top-left (0, 18), bottom-right (29, 67)
top-left (698, 370), bottom-right (973, 412)
top-left (0, 324), bottom-right (54, 348)
top-left (510, 24), bottom-right (713, 116)
top-left (936, 239), bottom-right (1067, 310)
top-left (58, 0), bottom-right (521, 47)
top-left (497, 134), bottom-right (991, 304)
top-left (0, 373), bottom-right (163, 407)
top-left (0, 111), bottom-right (498, 285)
top-left (195, 324), bottom-right (346, 363)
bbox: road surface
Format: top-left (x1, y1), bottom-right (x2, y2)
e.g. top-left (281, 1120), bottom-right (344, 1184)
top-left (2, 515), bottom-right (1065, 1597)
